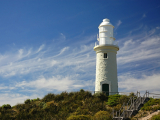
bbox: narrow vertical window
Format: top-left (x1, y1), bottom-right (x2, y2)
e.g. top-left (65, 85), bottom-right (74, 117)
top-left (104, 53), bottom-right (107, 58)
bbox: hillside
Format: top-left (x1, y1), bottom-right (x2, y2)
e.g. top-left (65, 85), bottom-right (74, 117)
top-left (0, 90), bottom-right (160, 120)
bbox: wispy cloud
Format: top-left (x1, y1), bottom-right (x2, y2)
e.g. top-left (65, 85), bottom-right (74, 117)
top-left (37, 44), bottom-right (45, 53)
top-left (0, 93), bottom-right (42, 106)
top-left (142, 14), bottom-right (146, 18)
top-left (117, 25), bottom-right (160, 94)
top-left (119, 73), bottom-right (160, 93)
top-left (15, 75), bottom-right (94, 92)
top-left (117, 28), bottom-right (160, 65)
top-left (115, 20), bottom-right (122, 30)
top-left (156, 27), bottom-right (160, 29)
top-left (60, 33), bottom-right (66, 40)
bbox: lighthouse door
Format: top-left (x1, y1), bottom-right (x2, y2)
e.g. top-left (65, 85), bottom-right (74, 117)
top-left (102, 84), bottom-right (109, 96)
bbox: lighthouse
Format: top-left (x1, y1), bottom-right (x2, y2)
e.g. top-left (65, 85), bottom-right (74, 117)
top-left (94, 18), bottom-right (119, 95)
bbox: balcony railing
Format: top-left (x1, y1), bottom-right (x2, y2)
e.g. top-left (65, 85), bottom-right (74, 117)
top-left (95, 40), bottom-right (118, 47)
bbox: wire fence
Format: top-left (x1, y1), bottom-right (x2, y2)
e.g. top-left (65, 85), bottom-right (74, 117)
top-left (149, 93), bottom-right (160, 99)
top-left (87, 90), bottom-right (159, 98)
top-left (86, 91), bottom-right (137, 96)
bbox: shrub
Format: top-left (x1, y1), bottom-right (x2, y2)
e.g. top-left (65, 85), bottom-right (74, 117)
top-left (152, 106), bottom-right (160, 111)
top-left (141, 106), bottom-right (152, 111)
top-left (57, 110), bottom-right (70, 119)
top-left (93, 110), bottom-right (112, 120)
top-left (76, 107), bottom-right (90, 115)
top-left (0, 114), bottom-right (13, 120)
top-left (107, 94), bottom-right (121, 106)
top-left (113, 104), bottom-right (122, 111)
top-left (67, 115), bottom-right (92, 120)
top-left (151, 113), bottom-right (160, 120)
top-left (38, 102), bottom-right (47, 109)
top-left (54, 94), bottom-right (65, 102)
top-left (29, 108), bottom-right (38, 115)
top-left (118, 95), bottom-right (129, 105)
top-left (68, 92), bottom-right (75, 97)
top-left (15, 103), bottom-right (25, 110)
top-left (143, 98), bottom-right (159, 107)
top-left (60, 91), bottom-right (68, 99)
top-left (80, 89), bottom-right (85, 92)
top-left (42, 93), bottom-right (55, 102)
top-left (31, 98), bottom-right (40, 102)
top-left (129, 92), bottom-right (136, 97)
top-left (94, 92), bottom-right (108, 102)
top-left (1, 104), bottom-right (11, 109)
top-left (24, 99), bottom-right (31, 104)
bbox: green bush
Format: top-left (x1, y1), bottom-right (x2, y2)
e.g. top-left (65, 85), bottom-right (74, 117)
top-left (107, 94), bottom-right (121, 106)
top-left (1, 104), bottom-right (11, 109)
top-left (151, 113), bottom-right (160, 120)
top-left (67, 115), bottom-right (92, 120)
top-left (54, 94), bottom-right (65, 102)
top-left (15, 103), bottom-right (25, 110)
top-left (118, 95), bottom-right (129, 105)
top-left (39, 102), bottom-right (47, 109)
top-left (93, 111), bottom-right (112, 120)
top-left (113, 104), bottom-right (122, 111)
top-left (31, 98), bottom-right (40, 102)
top-left (80, 89), bottom-right (85, 92)
top-left (24, 99), bottom-right (31, 104)
top-left (141, 98), bottom-right (160, 111)
top-left (141, 106), bottom-right (152, 111)
top-left (76, 107), bottom-right (90, 115)
top-left (42, 93), bottom-right (55, 102)
top-left (0, 114), bottom-right (13, 120)
top-left (143, 98), bottom-right (159, 107)
top-left (152, 106), bottom-right (160, 111)
top-left (129, 92), bottom-right (136, 97)
top-left (94, 92), bottom-right (108, 102)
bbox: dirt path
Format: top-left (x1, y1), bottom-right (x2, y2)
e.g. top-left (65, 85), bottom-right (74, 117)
top-left (139, 110), bottom-right (160, 120)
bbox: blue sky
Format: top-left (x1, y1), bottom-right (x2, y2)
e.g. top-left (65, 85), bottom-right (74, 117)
top-left (0, 0), bottom-right (160, 106)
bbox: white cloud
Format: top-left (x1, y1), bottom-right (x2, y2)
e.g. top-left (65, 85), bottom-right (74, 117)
top-left (115, 20), bottom-right (122, 30)
top-left (60, 33), bottom-right (66, 40)
top-left (58, 46), bottom-right (69, 55)
top-left (0, 93), bottom-right (42, 106)
top-left (37, 44), bottom-right (45, 53)
top-left (156, 27), bottom-right (160, 29)
top-left (117, 29), bottom-right (160, 65)
top-left (119, 73), bottom-right (160, 93)
top-left (15, 75), bottom-right (94, 92)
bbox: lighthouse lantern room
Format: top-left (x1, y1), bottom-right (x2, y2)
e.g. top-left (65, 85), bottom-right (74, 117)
top-left (94, 18), bottom-right (119, 95)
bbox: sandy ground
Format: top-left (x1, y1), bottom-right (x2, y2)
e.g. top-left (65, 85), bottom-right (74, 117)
top-left (139, 110), bottom-right (160, 120)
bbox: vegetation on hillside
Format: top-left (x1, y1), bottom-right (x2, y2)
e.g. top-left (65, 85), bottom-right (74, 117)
top-left (132, 98), bottom-right (160, 120)
top-left (0, 90), bottom-right (160, 120)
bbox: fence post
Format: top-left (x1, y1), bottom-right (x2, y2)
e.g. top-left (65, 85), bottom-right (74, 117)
top-left (133, 97), bottom-right (134, 110)
top-left (123, 103), bottom-right (125, 118)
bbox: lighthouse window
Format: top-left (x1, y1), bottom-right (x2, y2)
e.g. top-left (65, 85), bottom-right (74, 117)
top-left (104, 53), bottom-right (107, 58)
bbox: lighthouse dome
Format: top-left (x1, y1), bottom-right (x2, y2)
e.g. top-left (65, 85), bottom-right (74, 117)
top-left (99, 18), bottom-right (114, 28)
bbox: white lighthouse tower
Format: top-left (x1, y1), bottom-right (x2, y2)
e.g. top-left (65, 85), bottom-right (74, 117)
top-left (94, 18), bottom-right (119, 95)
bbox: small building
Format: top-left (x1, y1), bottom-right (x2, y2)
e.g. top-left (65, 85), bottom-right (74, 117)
top-left (94, 18), bottom-right (119, 95)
